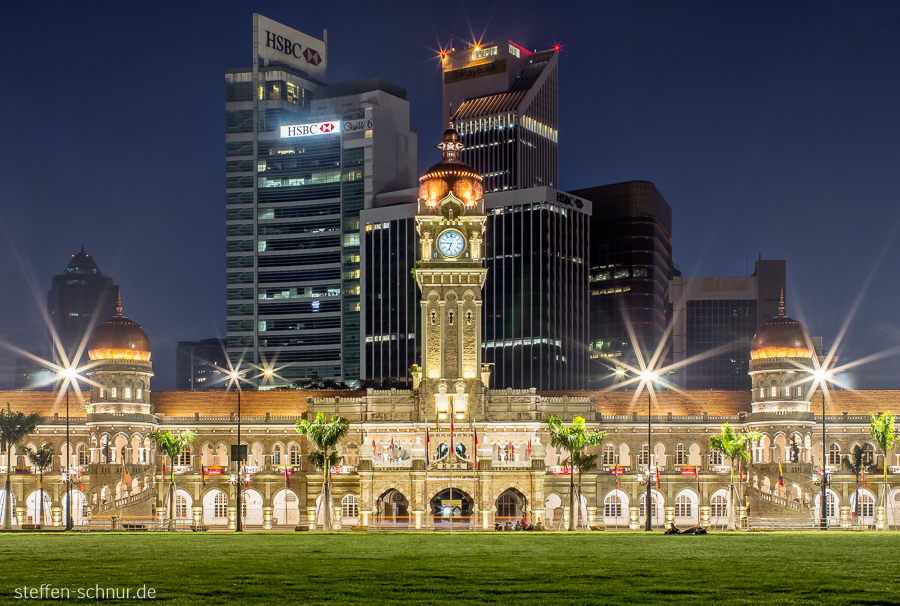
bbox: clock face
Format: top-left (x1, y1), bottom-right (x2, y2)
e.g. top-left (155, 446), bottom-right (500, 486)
top-left (437, 230), bottom-right (466, 257)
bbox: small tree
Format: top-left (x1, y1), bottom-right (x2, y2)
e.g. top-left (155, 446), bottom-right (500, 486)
top-left (148, 430), bottom-right (196, 531)
top-left (870, 412), bottom-right (896, 528)
top-left (571, 450), bottom-right (599, 530)
top-left (843, 445), bottom-right (873, 525)
top-left (546, 416), bottom-right (606, 531)
top-left (24, 443), bottom-right (54, 525)
top-left (708, 423), bottom-right (760, 531)
top-left (296, 412), bottom-right (349, 530)
top-left (0, 404), bottom-right (42, 529)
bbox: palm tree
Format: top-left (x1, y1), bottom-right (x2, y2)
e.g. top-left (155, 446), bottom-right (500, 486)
top-left (24, 443), bottom-right (54, 526)
top-left (296, 412), bottom-right (349, 530)
top-left (843, 444), bottom-right (873, 525)
top-left (571, 450), bottom-right (598, 530)
top-left (869, 412), bottom-right (896, 529)
top-left (708, 423), bottom-right (760, 531)
top-left (545, 416), bottom-right (606, 531)
top-left (148, 429), bottom-right (197, 531)
top-left (0, 403), bottom-right (42, 529)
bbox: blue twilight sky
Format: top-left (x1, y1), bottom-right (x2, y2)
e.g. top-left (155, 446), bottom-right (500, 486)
top-left (1, 1), bottom-right (899, 390)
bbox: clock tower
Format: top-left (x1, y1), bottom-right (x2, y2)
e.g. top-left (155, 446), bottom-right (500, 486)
top-left (414, 122), bottom-right (489, 422)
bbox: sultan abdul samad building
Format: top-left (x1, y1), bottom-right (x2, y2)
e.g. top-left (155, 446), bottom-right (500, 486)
top-left (3, 126), bottom-right (900, 532)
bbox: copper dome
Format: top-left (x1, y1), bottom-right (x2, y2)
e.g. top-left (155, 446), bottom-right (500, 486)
top-left (418, 126), bottom-right (483, 208)
top-left (750, 315), bottom-right (812, 360)
top-left (87, 295), bottom-right (151, 361)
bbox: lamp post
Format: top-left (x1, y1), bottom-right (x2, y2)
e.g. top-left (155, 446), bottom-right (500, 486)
top-left (231, 373), bottom-right (243, 533)
top-left (59, 368), bottom-right (82, 532)
top-left (815, 370), bottom-right (831, 531)
top-left (641, 371), bottom-right (657, 531)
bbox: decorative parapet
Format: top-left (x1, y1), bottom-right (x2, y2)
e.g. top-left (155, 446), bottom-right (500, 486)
top-left (745, 411), bottom-right (816, 423)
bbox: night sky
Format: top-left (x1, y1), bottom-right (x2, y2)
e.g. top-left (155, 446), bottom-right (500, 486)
top-left (1, 1), bottom-right (899, 390)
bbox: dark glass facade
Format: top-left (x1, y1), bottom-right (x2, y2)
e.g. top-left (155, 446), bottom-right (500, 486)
top-left (684, 300), bottom-right (757, 390)
top-left (361, 188), bottom-right (590, 391)
top-left (571, 182), bottom-right (673, 388)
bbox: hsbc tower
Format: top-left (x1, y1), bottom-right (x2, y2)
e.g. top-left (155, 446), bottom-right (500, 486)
top-left (225, 14), bottom-right (417, 386)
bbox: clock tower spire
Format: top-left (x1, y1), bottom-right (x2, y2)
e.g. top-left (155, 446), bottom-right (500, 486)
top-left (415, 121), bottom-right (488, 422)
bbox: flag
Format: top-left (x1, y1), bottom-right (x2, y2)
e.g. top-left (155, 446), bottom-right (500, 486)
top-left (655, 468), bottom-right (660, 490)
top-left (817, 462), bottom-right (825, 476)
top-left (201, 465), bottom-right (207, 488)
top-left (121, 459), bottom-right (132, 484)
top-left (391, 438), bottom-right (396, 458)
top-left (778, 461), bottom-right (785, 487)
top-left (77, 471), bottom-right (84, 493)
top-left (472, 423), bottom-right (478, 467)
top-left (616, 473), bottom-right (620, 492)
top-left (862, 468), bottom-right (866, 488)
top-left (371, 439), bottom-right (377, 457)
top-left (425, 423), bottom-right (430, 468)
top-left (163, 462), bottom-right (167, 477)
top-left (35, 473), bottom-right (41, 490)
top-left (695, 467), bottom-right (701, 493)
top-left (244, 468), bottom-right (251, 489)
top-left (284, 466), bottom-right (291, 490)
top-left (527, 441), bottom-right (532, 459)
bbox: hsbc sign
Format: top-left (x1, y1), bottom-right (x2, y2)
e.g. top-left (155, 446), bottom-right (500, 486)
top-left (254, 14), bottom-right (327, 82)
top-left (280, 121), bottom-right (340, 138)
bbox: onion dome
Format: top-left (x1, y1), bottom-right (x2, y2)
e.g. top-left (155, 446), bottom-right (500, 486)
top-left (418, 119), bottom-right (483, 208)
top-left (751, 316), bottom-right (812, 360)
top-left (87, 291), bottom-right (151, 361)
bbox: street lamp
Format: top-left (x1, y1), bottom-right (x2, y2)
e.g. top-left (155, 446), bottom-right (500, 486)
top-left (58, 367), bottom-right (83, 531)
top-left (640, 370), bottom-right (658, 531)
top-left (230, 371), bottom-right (244, 533)
top-left (814, 369), bottom-right (831, 530)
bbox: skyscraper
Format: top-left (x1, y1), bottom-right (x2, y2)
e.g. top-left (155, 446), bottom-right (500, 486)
top-left (175, 338), bottom-right (228, 391)
top-left (670, 259), bottom-right (786, 390)
top-left (225, 15), bottom-right (416, 385)
top-left (362, 186), bottom-right (590, 391)
top-left (442, 41), bottom-right (558, 192)
top-left (47, 247), bottom-right (118, 366)
top-left (570, 182), bottom-right (674, 388)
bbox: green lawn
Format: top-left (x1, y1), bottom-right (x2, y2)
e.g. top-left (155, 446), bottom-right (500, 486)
top-left (0, 532), bottom-right (896, 605)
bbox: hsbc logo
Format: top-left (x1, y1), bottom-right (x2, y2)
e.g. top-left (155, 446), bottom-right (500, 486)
top-left (280, 121), bottom-right (340, 138)
top-left (266, 31), bottom-right (323, 67)
top-left (556, 192), bottom-right (585, 209)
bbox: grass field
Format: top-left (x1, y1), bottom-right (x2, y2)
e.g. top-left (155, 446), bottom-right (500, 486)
top-left (0, 532), bottom-right (897, 605)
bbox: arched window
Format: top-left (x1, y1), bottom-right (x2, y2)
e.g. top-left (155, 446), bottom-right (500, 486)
top-left (273, 445), bottom-right (282, 466)
top-left (341, 494), bottom-right (359, 518)
top-left (136, 382), bottom-right (143, 400)
top-left (110, 381), bottom-right (118, 399)
top-left (77, 444), bottom-right (89, 466)
top-left (858, 492), bottom-right (875, 517)
top-left (176, 493), bottom-right (189, 518)
top-left (289, 444), bottom-right (301, 466)
top-left (770, 386), bottom-right (777, 398)
top-left (711, 494), bottom-right (727, 517)
top-left (674, 444), bottom-right (686, 466)
top-left (602, 444), bottom-right (615, 466)
top-left (214, 493), bottom-right (228, 518)
top-left (638, 444), bottom-right (649, 466)
top-left (639, 493), bottom-right (657, 518)
top-left (759, 387), bottom-right (765, 399)
top-left (124, 381), bottom-right (133, 399)
top-left (828, 443), bottom-right (840, 465)
top-left (497, 493), bottom-right (517, 517)
top-left (709, 450), bottom-right (723, 466)
top-left (176, 448), bottom-right (191, 466)
top-left (863, 443), bottom-right (875, 462)
top-left (675, 493), bottom-right (692, 517)
top-left (823, 492), bottom-right (836, 517)
top-left (604, 493), bottom-right (622, 517)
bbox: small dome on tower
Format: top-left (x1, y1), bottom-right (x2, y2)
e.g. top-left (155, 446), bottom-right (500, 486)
top-left (87, 291), bottom-right (151, 361)
top-left (418, 120), bottom-right (483, 208)
top-left (751, 315), bottom-right (812, 360)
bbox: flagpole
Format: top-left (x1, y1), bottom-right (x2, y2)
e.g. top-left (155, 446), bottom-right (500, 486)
top-left (424, 421), bottom-right (429, 532)
top-left (449, 400), bottom-right (454, 534)
top-left (471, 419), bottom-right (477, 532)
